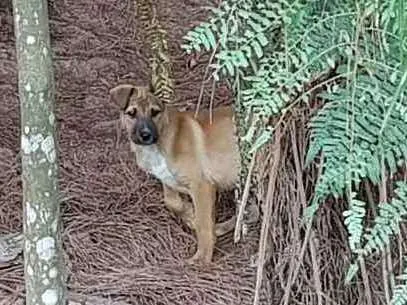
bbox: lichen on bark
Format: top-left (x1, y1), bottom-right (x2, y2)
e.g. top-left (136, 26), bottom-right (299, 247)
top-left (12, 0), bottom-right (67, 304)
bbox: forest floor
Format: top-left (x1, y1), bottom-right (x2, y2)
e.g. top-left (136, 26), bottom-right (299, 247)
top-left (0, 0), bottom-right (267, 304)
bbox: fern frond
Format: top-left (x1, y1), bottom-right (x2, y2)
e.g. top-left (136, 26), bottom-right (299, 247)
top-left (361, 181), bottom-right (407, 257)
top-left (343, 192), bottom-right (366, 252)
top-left (344, 181), bottom-right (407, 284)
top-left (305, 65), bottom-right (407, 220)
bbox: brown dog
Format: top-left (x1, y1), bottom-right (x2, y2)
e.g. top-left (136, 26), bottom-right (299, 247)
top-left (110, 84), bottom-right (242, 264)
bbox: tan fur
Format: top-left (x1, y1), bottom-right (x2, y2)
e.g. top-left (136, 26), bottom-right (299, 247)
top-left (110, 84), bottom-right (241, 264)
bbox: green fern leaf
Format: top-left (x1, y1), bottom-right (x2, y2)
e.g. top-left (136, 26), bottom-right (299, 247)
top-left (251, 40), bottom-right (264, 58)
top-left (362, 182), bottom-right (407, 258)
top-left (391, 266), bottom-right (407, 305)
top-left (345, 262), bottom-right (360, 285)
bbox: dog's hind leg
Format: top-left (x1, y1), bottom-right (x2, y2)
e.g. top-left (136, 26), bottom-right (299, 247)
top-left (163, 184), bottom-right (241, 238)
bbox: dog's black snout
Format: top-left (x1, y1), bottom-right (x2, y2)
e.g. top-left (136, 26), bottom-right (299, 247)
top-left (132, 119), bottom-right (158, 145)
top-left (140, 129), bottom-right (152, 142)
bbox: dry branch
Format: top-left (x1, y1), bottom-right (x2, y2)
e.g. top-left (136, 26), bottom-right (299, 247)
top-left (253, 126), bottom-right (282, 305)
top-left (0, 232), bottom-right (23, 264)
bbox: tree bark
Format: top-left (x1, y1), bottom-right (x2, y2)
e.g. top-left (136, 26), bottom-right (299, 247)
top-left (12, 1), bottom-right (67, 305)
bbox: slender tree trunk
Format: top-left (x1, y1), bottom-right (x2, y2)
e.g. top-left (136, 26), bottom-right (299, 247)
top-left (12, 1), bottom-right (67, 305)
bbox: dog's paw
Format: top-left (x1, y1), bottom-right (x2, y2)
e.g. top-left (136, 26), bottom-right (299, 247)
top-left (186, 251), bottom-right (212, 266)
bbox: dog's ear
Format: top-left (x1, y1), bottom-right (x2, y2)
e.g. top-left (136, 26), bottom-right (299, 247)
top-left (148, 81), bottom-right (156, 94)
top-left (109, 84), bottom-right (135, 110)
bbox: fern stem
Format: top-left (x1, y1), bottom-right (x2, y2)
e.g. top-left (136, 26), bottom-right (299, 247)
top-left (288, 12), bottom-right (357, 55)
top-left (359, 56), bottom-right (401, 72)
top-left (283, 19), bottom-right (288, 72)
top-left (364, 26), bottom-right (403, 41)
top-left (274, 72), bottom-right (351, 133)
top-left (379, 70), bottom-right (407, 135)
top-left (347, 4), bottom-right (363, 190)
top-left (380, 158), bottom-right (396, 303)
top-left (274, 42), bottom-right (351, 96)
top-left (399, 0), bottom-right (406, 66)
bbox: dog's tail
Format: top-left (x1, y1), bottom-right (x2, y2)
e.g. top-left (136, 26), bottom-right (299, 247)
top-left (215, 204), bottom-right (259, 236)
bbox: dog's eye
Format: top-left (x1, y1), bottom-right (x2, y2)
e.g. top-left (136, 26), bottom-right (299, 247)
top-left (151, 108), bottom-right (161, 117)
top-left (126, 109), bottom-right (137, 117)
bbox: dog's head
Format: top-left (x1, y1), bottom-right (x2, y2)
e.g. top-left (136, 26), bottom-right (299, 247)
top-left (109, 84), bottom-right (167, 146)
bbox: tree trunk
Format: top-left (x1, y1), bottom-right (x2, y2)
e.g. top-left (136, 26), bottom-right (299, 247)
top-left (12, 1), bottom-right (67, 305)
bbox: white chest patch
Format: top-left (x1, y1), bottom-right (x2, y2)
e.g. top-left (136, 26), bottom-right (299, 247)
top-left (134, 145), bottom-right (179, 188)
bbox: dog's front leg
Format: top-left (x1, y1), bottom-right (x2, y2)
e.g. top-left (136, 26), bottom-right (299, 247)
top-left (162, 184), bottom-right (195, 230)
top-left (187, 181), bottom-right (216, 264)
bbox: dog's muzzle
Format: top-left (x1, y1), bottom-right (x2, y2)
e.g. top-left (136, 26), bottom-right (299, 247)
top-left (131, 119), bottom-right (158, 145)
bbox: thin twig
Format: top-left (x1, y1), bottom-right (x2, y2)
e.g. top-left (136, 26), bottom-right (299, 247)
top-left (234, 151), bottom-right (257, 243)
top-left (359, 256), bottom-right (373, 305)
top-left (281, 152), bottom-right (325, 305)
top-left (291, 121), bottom-right (322, 305)
top-left (281, 221), bottom-right (313, 305)
top-left (309, 228), bottom-right (322, 305)
top-left (194, 42), bottom-right (219, 118)
top-left (253, 126), bottom-right (282, 305)
top-left (209, 77), bottom-right (216, 124)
